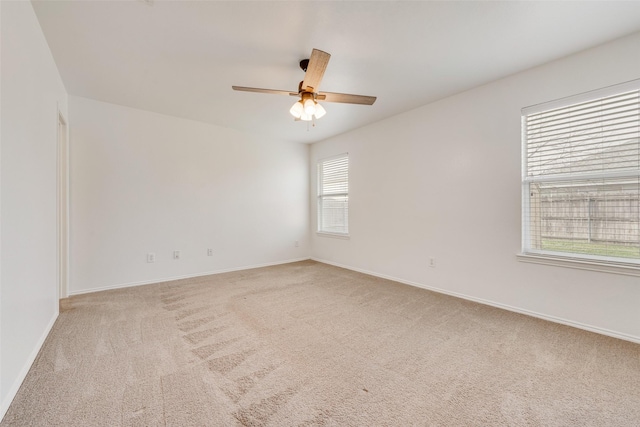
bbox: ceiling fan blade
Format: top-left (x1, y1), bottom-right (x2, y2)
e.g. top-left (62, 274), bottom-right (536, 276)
top-left (232, 86), bottom-right (297, 96)
top-left (301, 49), bottom-right (330, 93)
top-left (317, 92), bottom-right (377, 105)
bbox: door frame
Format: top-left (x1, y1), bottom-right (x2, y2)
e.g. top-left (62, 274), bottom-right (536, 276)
top-left (57, 109), bottom-right (69, 301)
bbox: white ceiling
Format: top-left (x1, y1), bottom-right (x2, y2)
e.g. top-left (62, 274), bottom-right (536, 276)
top-left (32, 1), bottom-right (640, 144)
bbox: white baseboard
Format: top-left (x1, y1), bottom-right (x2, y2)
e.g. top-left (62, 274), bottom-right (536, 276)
top-left (69, 258), bottom-right (311, 296)
top-left (311, 257), bottom-right (640, 345)
top-left (0, 312), bottom-right (58, 422)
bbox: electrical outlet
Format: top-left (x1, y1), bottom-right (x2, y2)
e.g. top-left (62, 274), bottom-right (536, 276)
top-left (173, 250), bottom-right (180, 260)
top-left (295, 241), bottom-right (299, 247)
top-left (147, 253), bottom-right (155, 263)
top-left (429, 258), bottom-right (436, 268)
top-left (207, 248), bottom-right (213, 256)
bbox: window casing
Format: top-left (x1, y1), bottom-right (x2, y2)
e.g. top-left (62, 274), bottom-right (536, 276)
top-left (521, 80), bottom-right (640, 267)
top-left (318, 154), bottom-right (349, 235)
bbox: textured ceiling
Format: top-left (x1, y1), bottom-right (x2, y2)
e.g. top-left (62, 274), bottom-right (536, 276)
top-left (32, 1), bottom-right (640, 143)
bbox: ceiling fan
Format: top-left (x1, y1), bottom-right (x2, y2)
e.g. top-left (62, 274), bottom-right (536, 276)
top-left (232, 48), bottom-right (376, 122)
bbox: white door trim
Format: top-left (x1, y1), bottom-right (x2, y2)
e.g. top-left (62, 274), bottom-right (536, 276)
top-left (57, 109), bottom-right (69, 300)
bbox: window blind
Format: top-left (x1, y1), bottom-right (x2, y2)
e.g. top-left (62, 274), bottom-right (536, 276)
top-left (522, 82), bottom-right (640, 263)
top-left (318, 154), bottom-right (349, 234)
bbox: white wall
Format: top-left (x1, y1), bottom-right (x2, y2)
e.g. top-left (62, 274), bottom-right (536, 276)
top-left (69, 96), bottom-right (309, 294)
top-left (310, 31), bottom-right (640, 342)
top-left (0, 1), bottom-right (68, 418)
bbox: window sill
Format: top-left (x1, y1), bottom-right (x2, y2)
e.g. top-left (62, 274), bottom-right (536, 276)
top-left (517, 252), bottom-right (640, 277)
top-left (316, 231), bottom-right (350, 240)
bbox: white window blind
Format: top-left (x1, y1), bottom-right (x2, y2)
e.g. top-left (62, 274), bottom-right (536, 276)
top-left (522, 81), bottom-right (640, 264)
top-left (318, 154), bottom-right (349, 235)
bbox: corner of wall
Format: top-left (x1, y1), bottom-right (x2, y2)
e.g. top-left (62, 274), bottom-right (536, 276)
top-left (0, 312), bottom-right (57, 421)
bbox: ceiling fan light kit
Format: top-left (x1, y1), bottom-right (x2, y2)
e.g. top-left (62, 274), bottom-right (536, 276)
top-left (233, 48), bottom-right (376, 125)
top-left (313, 102), bottom-right (326, 119)
top-left (303, 98), bottom-right (315, 115)
top-left (290, 92), bottom-right (326, 121)
top-left (290, 101), bottom-right (304, 118)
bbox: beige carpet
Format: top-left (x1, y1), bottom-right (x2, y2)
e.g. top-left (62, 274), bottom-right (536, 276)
top-left (2, 260), bottom-right (639, 426)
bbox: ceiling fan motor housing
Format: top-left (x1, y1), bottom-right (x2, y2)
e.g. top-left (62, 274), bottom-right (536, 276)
top-left (300, 91), bottom-right (315, 102)
top-left (297, 81), bottom-right (317, 97)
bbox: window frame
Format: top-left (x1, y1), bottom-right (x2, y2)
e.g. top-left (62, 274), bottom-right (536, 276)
top-left (317, 153), bottom-right (350, 237)
top-left (519, 79), bottom-right (640, 275)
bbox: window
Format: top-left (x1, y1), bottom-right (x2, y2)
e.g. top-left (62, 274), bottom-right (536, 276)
top-left (318, 153), bottom-right (349, 235)
top-left (522, 80), bottom-right (640, 267)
